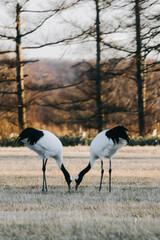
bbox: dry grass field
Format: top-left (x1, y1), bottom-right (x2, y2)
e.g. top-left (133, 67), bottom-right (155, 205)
top-left (0, 146), bottom-right (160, 240)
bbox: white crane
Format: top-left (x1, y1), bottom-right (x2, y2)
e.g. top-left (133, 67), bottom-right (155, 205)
top-left (75, 126), bottom-right (129, 192)
top-left (16, 127), bottom-right (72, 192)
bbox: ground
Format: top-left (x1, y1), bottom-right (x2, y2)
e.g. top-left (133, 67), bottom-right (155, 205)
top-left (0, 146), bottom-right (160, 240)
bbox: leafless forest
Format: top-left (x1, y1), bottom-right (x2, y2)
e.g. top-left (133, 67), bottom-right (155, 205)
top-left (0, 58), bottom-right (159, 138)
top-left (0, 0), bottom-right (160, 138)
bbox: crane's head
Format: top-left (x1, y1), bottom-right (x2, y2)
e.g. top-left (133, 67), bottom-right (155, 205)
top-left (75, 162), bottom-right (91, 191)
top-left (61, 164), bottom-right (72, 190)
top-left (67, 176), bottom-right (72, 190)
top-left (75, 174), bottom-right (82, 191)
top-left (106, 126), bottom-right (130, 144)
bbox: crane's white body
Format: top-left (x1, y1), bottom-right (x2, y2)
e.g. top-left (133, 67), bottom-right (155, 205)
top-left (21, 130), bottom-right (63, 168)
top-left (17, 127), bottom-right (72, 191)
top-left (90, 130), bottom-right (127, 166)
top-left (75, 126), bottom-right (129, 191)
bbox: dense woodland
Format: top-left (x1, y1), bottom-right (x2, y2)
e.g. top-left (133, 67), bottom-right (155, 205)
top-left (0, 0), bottom-right (160, 138)
top-left (0, 58), bottom-right (159, 138)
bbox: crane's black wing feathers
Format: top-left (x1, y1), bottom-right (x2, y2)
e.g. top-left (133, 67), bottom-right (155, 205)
top-left (17, 127), bottom-right (44, 145)
top-left (105, 126), bottom-right (129, 144)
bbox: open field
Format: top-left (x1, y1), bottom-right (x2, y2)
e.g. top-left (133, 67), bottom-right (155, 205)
top-left (0, 146), bottom-right (160, 240)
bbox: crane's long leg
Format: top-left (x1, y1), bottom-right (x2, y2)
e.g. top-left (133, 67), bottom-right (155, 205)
top-left (109, 158), bottom-right (112, 193)
top-left (99, 160), bottom-right (104, 192)
top-left (42, 158), bottom-right (48, 192)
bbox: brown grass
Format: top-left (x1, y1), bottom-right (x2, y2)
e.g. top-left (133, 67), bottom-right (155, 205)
top-left (0, 146), bottom-right (160, 240)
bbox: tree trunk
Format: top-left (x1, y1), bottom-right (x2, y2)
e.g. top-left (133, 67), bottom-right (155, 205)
top-left (135, 0), bottom-right (145, 136)
top-left (16, 3), bottom-right (26, 130)
top-left (95, 0), bottom-right (103, 133)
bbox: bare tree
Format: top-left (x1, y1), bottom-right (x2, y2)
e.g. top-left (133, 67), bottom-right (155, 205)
top-left (135, 0), bottom-right (145, 136)
top-left (95, 0), bottom-right (103, 132)
top-left (101, 0), bottom-right (160, 135)
top-left (16, 3), bottom-right (26, 130)
top-left (0, 0), bottom-right (82, 130)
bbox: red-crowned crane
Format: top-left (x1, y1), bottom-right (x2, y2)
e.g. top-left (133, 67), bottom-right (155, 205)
top-left (16, 127), bottom-right (72, 192)
top-left (75, 126), bottom-right (130, 192)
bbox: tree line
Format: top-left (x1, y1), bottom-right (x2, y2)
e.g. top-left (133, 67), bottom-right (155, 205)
top-left (0, 0), bottom-right (159, 137)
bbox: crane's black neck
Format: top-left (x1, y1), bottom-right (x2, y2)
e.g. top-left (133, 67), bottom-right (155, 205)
top-left (75, 162), bottom-right (91, 186)
top-left (61, 164), bottom-right (72, 189)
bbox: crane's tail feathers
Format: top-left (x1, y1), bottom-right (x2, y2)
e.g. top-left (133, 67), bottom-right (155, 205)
top-left (15, 136), bottom-right (24, 146)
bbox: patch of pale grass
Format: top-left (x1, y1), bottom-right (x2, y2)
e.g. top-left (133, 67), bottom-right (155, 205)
top-left (0, 146), bottom-right (160, 240)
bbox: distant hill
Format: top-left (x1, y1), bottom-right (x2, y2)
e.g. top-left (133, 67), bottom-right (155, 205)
top-left (24, 59), bottom-right (77, 84)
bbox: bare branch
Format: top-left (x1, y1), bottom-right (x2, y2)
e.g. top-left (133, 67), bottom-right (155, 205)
top-left (21, 13), bottom-right (57, 37)
top-left (23, 29), bottom-right (89, 49)
top-left (21, 59), bottom-right (39, 65)
top-left (21, 0), bottom-right (30, 7)
top-left (0, 33), bottom-right (15, 40)
top-left (0, 91), bottom-right (17, 94)
top-left (26, 80), bottom-right (84, 92)
top-left (22, 1), bottom-right (81, 13)
top-left (102, 40), bottom-right (134, 55)
top-left (0, 78), bottom-right (16, 83)
top-left (0, 50), bottom-right (15, 55)
top-left (36, 97), bottom-right (93, 108)
top-left (0, 26), bottom-right (15, 30)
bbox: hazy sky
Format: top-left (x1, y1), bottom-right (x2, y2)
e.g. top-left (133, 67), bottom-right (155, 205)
top-left (1, 0), bottom-right (159, 61)
top-left (0, 0), bottom-right (97, 61)
top-left (0, 0), bottom-right (129, 62)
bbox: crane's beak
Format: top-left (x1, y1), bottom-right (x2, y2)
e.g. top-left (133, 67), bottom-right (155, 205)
top-left (67, 178), bottom-right (72, 191)
top-left (68, 182), bottom-right (71, 191)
